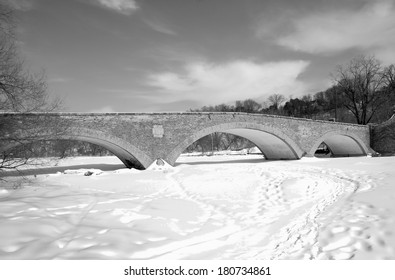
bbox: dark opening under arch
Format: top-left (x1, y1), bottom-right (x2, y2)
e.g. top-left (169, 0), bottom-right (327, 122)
top-left (310, 132), bottom-right (369, 157)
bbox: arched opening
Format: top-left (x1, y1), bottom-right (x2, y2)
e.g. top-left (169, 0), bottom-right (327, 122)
top-left (311, 133), bottom-right (368, 157)
top-left (2, 139), bottom-right (125, 174)
top-left (167, 123), bottom-right (304, 165)
top-left (224, 128), bottom-right (299, 159)
top-left (314, 142), bottom-right (332, 157)
top-left (62, 135), bottom-right (146, 170)
top-left (1, 128), bottom-right (153, 170)
top-left (182, 132), bottom-right (262, 155)
top-left (3, 138), bottom-right (144, 170)
top-left (177, 131), bottom-right (263, 164)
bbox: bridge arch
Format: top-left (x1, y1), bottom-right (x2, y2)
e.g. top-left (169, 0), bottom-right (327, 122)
top-left (2, 127), bottom-right (153, 169)
top-left (309, 131), bottom-right (370, 157)
top-left (165, 122), bottom-right (305, 165)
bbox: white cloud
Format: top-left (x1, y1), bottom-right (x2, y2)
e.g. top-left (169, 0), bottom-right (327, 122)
top-left (147, 60), bottom-right (310, 105)
top-left (95, 0), bottom-right (139, 15)
top-left (274, 0), bottom-right (395, 62)
top-left (143, 19), bottom-right (177, 36)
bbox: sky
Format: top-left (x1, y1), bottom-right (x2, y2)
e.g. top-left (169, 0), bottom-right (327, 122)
top-left (7, 0), bottom-right (395, 112)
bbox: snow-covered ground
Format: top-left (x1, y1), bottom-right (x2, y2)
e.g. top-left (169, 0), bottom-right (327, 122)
top-left (0, 153), bottom-right (394, 260)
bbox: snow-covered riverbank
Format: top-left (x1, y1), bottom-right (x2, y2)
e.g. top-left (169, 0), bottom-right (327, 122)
top-left (1, 155), bottom-right (394, 259)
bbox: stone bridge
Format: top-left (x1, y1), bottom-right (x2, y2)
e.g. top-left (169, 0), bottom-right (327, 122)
top-left (0, 112), bottom-right (374, 169)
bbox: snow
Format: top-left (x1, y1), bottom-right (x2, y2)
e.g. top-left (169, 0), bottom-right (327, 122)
top-left (0, 154), bottom-right (395, 260)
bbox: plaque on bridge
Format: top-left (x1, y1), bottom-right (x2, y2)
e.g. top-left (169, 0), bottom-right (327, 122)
top-left (152, 124), bottom-right (164, 138)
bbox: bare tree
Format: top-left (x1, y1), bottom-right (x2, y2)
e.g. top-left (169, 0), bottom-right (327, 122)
top-left (0, 2), bottom-right (63, 173)
top-left (0, 3), bottom-right (60, 112)
top-left (235, 99), bottom-right (261, 113)
top-left (267, 93), bottom-right (285, 110)
top-left (383, 64), bottom-right (395, 93)
top-left (332, 55), bottom-right (389, 124)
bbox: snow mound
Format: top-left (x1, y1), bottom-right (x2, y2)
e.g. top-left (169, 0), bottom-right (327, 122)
top-left (0, 189), bottom-right (9, 196)
top-left (113, 168), bottom-right (140, 174)
top-left (147, 158), bottom-right (173, 171)
top-left (246, 146), bottom-right (261, 154)
top-left (63, 169), bottom-right (103, 175)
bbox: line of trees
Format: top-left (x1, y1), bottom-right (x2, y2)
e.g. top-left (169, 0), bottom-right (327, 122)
top-left (191, 55), bottom-right (395, 125)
